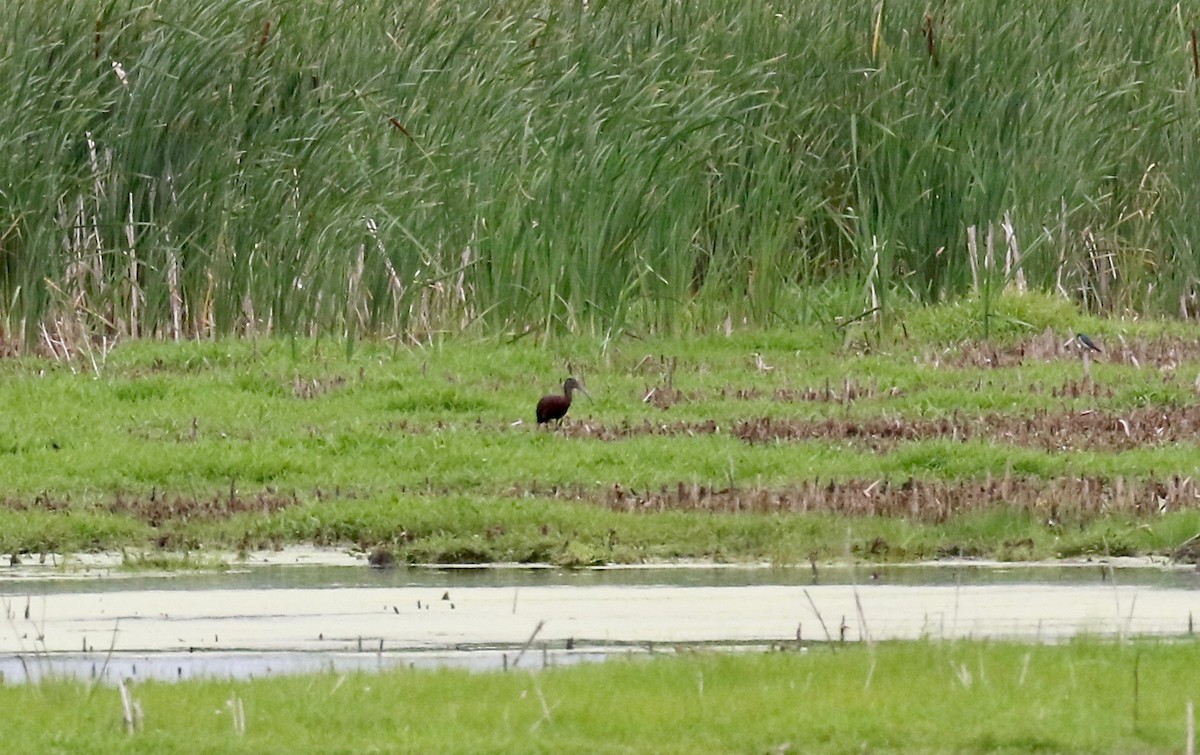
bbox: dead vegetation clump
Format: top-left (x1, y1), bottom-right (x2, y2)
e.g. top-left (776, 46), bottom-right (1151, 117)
top-left (0, 493), bottom-right (71, 512)
top-left (104, 490), bottom-right (301, 526)
top-left (0, 330), bottom-right (23, 359)
top-left (0, 490), bottom-right (300, 526)
top-left (936, 328), bottom-right (1200, 369)
top-left (559, 418), bottom-right (722, 440)
top-left (636, 381), bottom-right (898, 410)
top-left (514, 474), bottom-right (1200, 522)
top-left (938, 327), bottom-right (1068, 368)
top-left (292, 373), bottom-right (349, 399)
top-left (562, 399), bottom-right (1200, 451)
top-left (717, 379), bottom-right (902, 404)
top-left (734, 403), bottom-right (1200, 452)
top-left (640, 385), bottom-right (693, 410)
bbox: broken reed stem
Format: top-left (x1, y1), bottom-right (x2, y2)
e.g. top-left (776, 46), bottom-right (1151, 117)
top-left (119, 679), bottom-right (137, 734)
top-left (803, 589), bottom-right (834, 648)
top-left (232, 692), bottom-right (246, 734)
top-left (855, 587), bottom-right (877, 689)
top-left (88, 618), bottom-right (121, 695)
top-left (1133, 649), bottom-right (1142, 733)
top-left (1192, 29), bottom-right (1199, 79)
top-left (923, 14), bottom-right (940, 67)
top-left (527, 672), bottom-right (554, 732)
top-left (511, 620), bottom-right (545, 669)
top-left (1187, 699), bottom-right (1195, 755)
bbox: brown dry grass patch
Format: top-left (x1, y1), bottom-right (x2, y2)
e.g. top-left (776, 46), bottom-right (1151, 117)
top-left (0, 490), bottom-right (302, 526)
top-left (516, 474), bottom-right (1200, 521)
top-left (732, 401), bottom-right (1200, 452)
top-left (933, 329), bottom-right (1200, 370)
top-left (559, 394), bottom-right (1200, 452)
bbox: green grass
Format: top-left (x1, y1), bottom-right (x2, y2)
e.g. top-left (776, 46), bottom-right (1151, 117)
top-left (0, 309), bottom-right (1199, 563)
top-left (8, 494), bottom-right (1200, 566)
top-left (3, 1), bottom-right (1200, 343)
top-left (6, 640), bottom-right (1198, 753)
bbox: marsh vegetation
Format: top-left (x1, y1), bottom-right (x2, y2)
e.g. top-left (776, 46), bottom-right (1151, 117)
top-left (5, 4), bottom-right (1200, 749)
top-left (3, 0), bottom-right (1200, 347)
top-left (0, 302), bottom-right (1197, 565)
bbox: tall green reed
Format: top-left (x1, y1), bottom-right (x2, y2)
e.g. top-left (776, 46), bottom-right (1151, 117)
top-left (0, 0), bottom-right (1198, 348)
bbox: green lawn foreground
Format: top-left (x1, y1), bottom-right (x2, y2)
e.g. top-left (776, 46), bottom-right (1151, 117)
top-left (5, 640), bottom-right (1197, 753)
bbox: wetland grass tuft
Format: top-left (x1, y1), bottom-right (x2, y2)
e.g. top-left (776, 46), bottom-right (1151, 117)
top-left (2, 322), bottom-right (1200, 562)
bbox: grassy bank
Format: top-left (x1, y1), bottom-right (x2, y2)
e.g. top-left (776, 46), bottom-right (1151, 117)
top-left (6, 640), bottom-right (1198, 752)
top-left (3, 0), bottom-right (1200, 343)
top-left (1, 301), bottom-right (1200, 563)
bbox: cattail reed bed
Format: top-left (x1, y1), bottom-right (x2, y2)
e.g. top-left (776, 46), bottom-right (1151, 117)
top-left (4, 1), bottom-right (1200, 346)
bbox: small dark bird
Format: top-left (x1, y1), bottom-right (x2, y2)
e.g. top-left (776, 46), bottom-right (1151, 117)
top-left (367, 545), bottom-right (395, 568)
top-left (536, 377), bottom-right (588, 427)
top-left (1075, 333), bottom-right (1102, 353)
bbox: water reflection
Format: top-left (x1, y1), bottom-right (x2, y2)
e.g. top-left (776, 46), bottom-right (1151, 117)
top-left (2, 559), bottom-right (1198, 594)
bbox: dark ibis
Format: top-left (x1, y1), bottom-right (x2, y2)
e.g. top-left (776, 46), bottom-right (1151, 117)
top-left (1075, 333), bottom-right (1102, 353)
top-left (536, 377), bottom-right (588, 427)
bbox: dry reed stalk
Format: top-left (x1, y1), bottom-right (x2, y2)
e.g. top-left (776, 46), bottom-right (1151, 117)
top-left (1192, 30), bottom-right (1199, 79)
top-left (199, 271), bottom-right (216, 338)
top-left (1054, 201), bottom-right (1069, 295)
top-left (1002, 211), bottom-right (1026, 292)
top-left (511, 620), bottom-right (545, 669)
top-left (922, 14), bottom-right (939, 67)
top-left (257, 19), bottom-right (271, 54)
top-left (348, 242), bottom-right (367, 332)
top-left (802, 589), bottom-right (833, 646)
top-left (985, 223), bottom-right (995, 284)
top-left (227, 692), bottom-right (246, 734)
top-left (1187, 699), bottom-right (1195, 755)
top-left (87, 619), bottom-right (121, 694)
top-left (527, 672), bottom-right (554, 732)
top-left (1133, 650), bottom-right (1141, 731)
top-left (118, 679), bottom-right (140, 734)
top-left (867, 246), bottom-right (880, 323)
top-left (167, 248), bottom-right (182, 341)
top-left (967, 225), bottom-right (979, 289)
top-left (870, 2), bottom-right (883, 63)
top-left (457, 243), bottom-right (474, 330)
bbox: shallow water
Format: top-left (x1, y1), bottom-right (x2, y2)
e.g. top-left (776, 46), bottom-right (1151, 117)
top-left (1, 556), bottom-right (1198, 683)
top-left (6, 555), bottom-right (1200, 591)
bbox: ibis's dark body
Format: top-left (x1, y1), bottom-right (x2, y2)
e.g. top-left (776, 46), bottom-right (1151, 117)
top-left (537, 377), bottom-right (584, 426)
